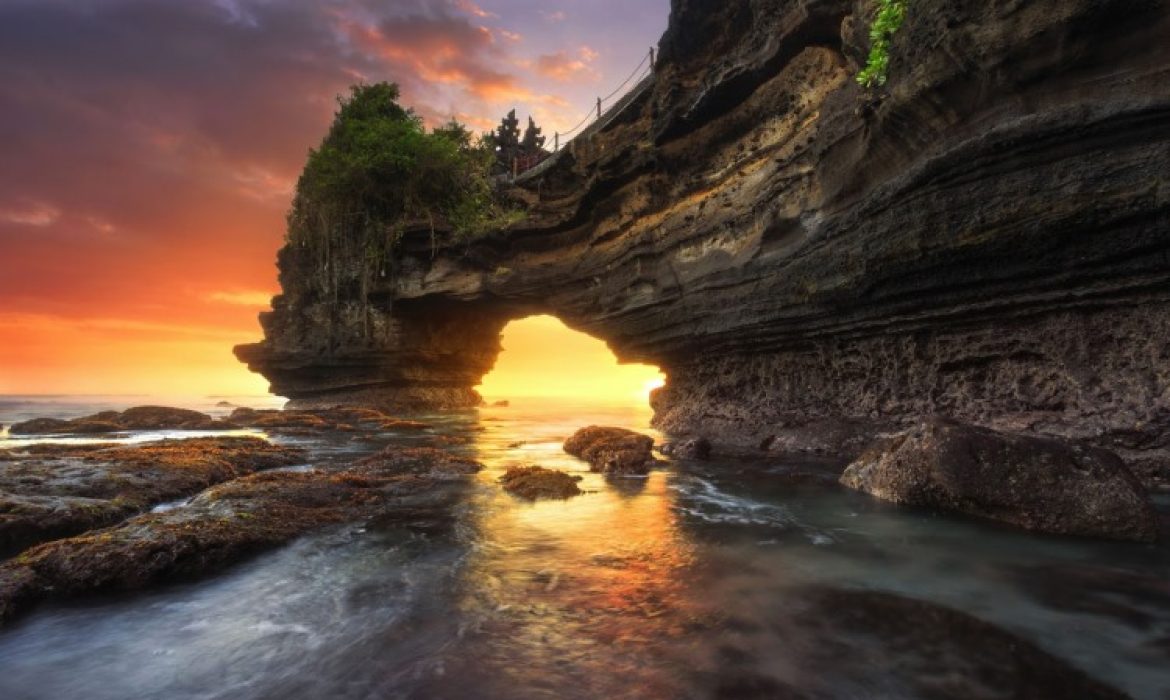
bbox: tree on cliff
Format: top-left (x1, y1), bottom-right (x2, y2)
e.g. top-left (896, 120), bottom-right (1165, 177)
top-left (521, 116), bottom-right (545, 152)
top-left (286, 83), bottom-right (521, 304)
top-left (489, 110), bottom-right (548, 172)
top-left (490, 109), bottom-right (522, 165)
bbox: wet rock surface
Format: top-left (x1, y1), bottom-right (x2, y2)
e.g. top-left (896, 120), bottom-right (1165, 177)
top-left (500, 466), bottom-right (583, 500)
top-left (765, 588), bottom-right (1130, 699)
top-left (0, 437), bottom-right (304, 558)
top-left (659, 437), bottom-right (711, 460)
top-left (1002, 563), bottom-right (1170, 633)
top-left (9, 406), bottom-right (234, 435)
top-left (8, 405), bottom-right (434, 437)
top-left (0, 447), bottom-right (481, 625)
top-left (841, 419), bottom-right (1157, 542)
top-left (564, 427), bottom-right (657, 475)
top-left (228, 406), bottom-right (431, 433)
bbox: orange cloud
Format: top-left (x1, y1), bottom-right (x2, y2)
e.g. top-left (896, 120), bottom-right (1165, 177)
top-left (232, 165), bottom-right (296, 203)
top-left (0, 0), bottom-right (668, 400)
top-left (453, 0), bottom-right (496, 19)
top-left (1, 200), bottom-right (60, 227)
top-left (534, 50), bottom-right (599, 82)
top-left (205, 291), bottom-right (274, 307)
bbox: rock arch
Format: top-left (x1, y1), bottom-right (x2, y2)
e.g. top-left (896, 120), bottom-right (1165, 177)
top-left (238, 0), bottom-right (1170, 479)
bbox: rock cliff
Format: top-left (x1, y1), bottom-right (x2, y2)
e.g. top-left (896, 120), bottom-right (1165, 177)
top-left (237, 0), bottom-right (1170, 482)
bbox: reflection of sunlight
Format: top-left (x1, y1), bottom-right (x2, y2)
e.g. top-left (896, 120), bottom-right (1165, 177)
top-left (463, 464), bottom-right (700, 688)
top-left (448, 385), bottom-right (703, 694)
top-left (477, 315), bottom-right (664, 403)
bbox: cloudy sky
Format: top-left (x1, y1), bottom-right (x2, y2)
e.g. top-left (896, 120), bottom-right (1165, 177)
top-left (0, 0), bottom-right (668, 396)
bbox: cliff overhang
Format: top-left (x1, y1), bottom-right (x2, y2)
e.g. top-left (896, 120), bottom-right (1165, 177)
top-left (237, 0), bottom-right (1170, 484)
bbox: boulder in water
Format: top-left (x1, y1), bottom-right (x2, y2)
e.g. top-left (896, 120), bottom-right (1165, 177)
top-left (564, 426), bottom-right (656, 475)
top-left (500, 466), bottom-right (583, 500)
top-left (841, 419), bottom-right (1157, 542)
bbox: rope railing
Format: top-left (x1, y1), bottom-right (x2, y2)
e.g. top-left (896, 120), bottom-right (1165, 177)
top-left (511, 46), bottom-right (657, 179)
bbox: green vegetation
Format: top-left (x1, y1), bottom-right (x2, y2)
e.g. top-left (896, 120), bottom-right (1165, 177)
top-left (857, 0), bottom-right (908, 88)
top-left (287, 83), bottom-right (522, 302)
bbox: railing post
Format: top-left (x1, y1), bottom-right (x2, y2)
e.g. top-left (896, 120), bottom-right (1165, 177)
top-left (596, 97), bottom-right (602, 120)
top-left (650, 47), bottom-right (656, 71)
top-left (554, 132), bottom-right (559, 152)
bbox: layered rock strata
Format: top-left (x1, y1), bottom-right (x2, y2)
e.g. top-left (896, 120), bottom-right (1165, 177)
top-left (237, 0), bottom-right (1170, 479)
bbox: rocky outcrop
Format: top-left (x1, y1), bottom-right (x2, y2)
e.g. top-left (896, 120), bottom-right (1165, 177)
top-left (0, 447), bottom-right (480, 625)
top-left (10, 406), bottom-right (233, 434)
top-left (500, 466), bottom-right (583, 500)
top-left (227, 406), bottom-right (430, 432)
top-left (841, 419), bottom-right (1157, 541)
top-left (9, 405), bottom-right (432, 436)
top-left (564, 426), bottom-right (657, 475)
top-left (237, 0), bottom-right (1170, 477)
top-left (0, 437), bottom-right (304, 558)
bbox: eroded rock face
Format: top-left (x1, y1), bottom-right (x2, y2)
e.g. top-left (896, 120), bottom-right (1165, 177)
top-left (0, 447), bottom-right (480, 625)
top-left (659, 437), bottom-right (712, 460)
top-left (840, 420), bottom-right (1157, 542)
top-left (236, 0), bottom-right (1170, 474)
top-left (564, 426), bottom-right (657, 475)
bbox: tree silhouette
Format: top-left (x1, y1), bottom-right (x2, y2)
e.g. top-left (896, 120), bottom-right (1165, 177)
top-left (521, 116), bottom-right (545, 152)
top-left (490, 110), bottom-right (548, 172)
top-left (491, 109), bottom-right (521, 163)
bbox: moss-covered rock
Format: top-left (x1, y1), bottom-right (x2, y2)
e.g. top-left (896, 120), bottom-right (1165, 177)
top-left (500, 466), bottom-right (583, 500)
top-left (0, 437), bottom-right (304, 558)
top-left (564, 426), bottom-right (656, 475)
top-left (0, 447), bottom-right (480, 625)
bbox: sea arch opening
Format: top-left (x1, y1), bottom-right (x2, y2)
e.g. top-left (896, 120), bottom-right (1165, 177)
top-left (476, 315), bottom-right (664, 406)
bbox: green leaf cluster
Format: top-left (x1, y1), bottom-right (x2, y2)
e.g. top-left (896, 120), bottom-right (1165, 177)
top-left (287, 83), bottom-right (522, 298)
top-left (857, 0), bottom-right (908, 88)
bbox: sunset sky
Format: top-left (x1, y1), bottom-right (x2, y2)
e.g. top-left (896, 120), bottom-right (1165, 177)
top-left (0, 0), bottom-right (668, 398)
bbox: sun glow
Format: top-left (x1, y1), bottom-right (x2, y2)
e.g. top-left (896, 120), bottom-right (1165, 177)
top-left (476, 315), bottom-right (664, 403)
top-left (0, 312), bottom-right (269, 397)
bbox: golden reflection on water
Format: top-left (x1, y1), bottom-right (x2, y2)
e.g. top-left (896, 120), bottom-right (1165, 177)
top-left (454, 400), bottom-right (707, 693)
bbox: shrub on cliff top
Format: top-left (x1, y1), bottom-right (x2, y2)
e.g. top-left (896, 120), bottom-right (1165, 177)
top-left (288, 83), bottom-right (521, 300)
top-left (857, 0), bottom-right (908, 88)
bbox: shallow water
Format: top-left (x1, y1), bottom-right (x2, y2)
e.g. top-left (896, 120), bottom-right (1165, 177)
top-left (0, 396), bottom-right (1168, 699)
